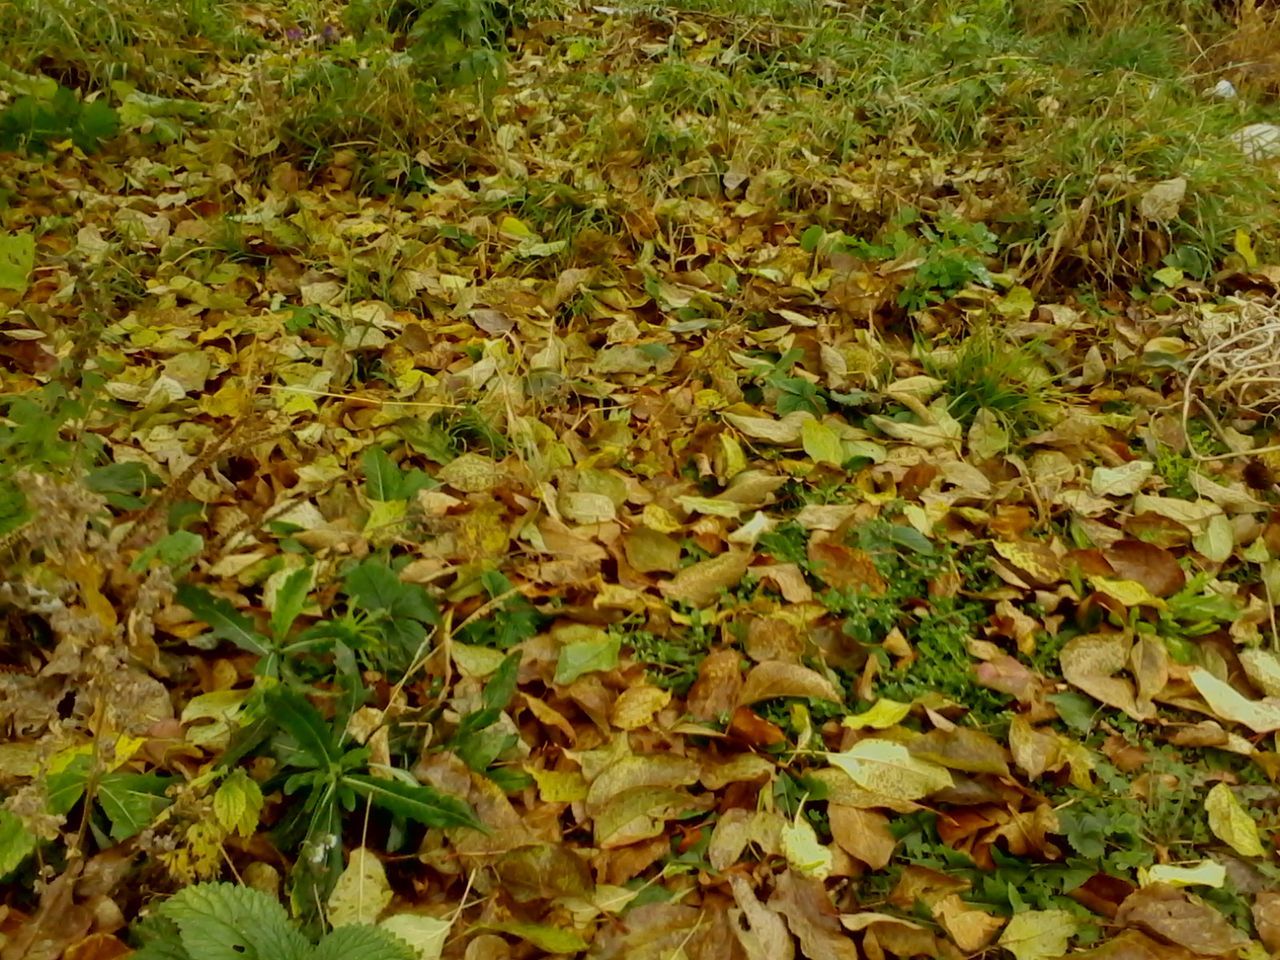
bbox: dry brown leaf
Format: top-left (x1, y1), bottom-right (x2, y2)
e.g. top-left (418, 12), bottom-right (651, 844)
top-left (727, 874), bottom-right (796, 960)
top-left (1103, 539), bottom-right (1186, 597)
top-left (686, 648), bottom-right (744, 720)
top-left (738, 660), bottom-right (842, 706)
top-left (1254, 891), bottom-right (1280, 954)
top-left (828, 804), bottom-right (896, 869)
top-left (1115, 884), bottom-right (1250, 957)
top-left (1060, 633), bottom-right (1156, 721)
top-left (658, 550), bottom-right (751, 607)
top-left (933, 894), bottom-right (1005, 952)
top-left (768, 870), bottom-right (860, 960)
top-left (908, 726), bottom-right (1011, 777)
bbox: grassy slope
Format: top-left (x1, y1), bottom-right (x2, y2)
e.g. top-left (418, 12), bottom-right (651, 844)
top-left (2, 0), bottom-right (1280, 957)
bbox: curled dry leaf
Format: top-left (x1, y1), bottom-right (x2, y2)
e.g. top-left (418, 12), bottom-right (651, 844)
top-left (1060, 633), bottom-right (1159, 721)
top-left (738, 660), bottom-right (842, 706)
top-left (1190, 667), bottom-right (1280, 733)
top-left (1114, 884), bottom-right (1250, 957)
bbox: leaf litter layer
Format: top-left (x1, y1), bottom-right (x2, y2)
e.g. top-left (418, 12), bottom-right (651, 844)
top-left (4, 1), bottom-right (1280, 959)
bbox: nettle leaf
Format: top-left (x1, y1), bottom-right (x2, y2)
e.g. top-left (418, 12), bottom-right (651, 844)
top-left (98, 772), bottom-right (173, 841)
top-left (214, 769), bottom-right (265, 839)
top-left (344, 774), bottom-right (480, 831)
top-left (311, 924), bottom-right (415, 960)
top-left (177, 585), bottom-right (272, 658)
top-left (154, 883), bottom-right (310, 960)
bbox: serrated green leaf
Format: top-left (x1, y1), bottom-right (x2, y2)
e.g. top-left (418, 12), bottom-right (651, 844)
top-left (214, 769), bottom-right (264, 838)
top-left (344, 774), bottom-right (479, 830)
top-left (158, 882), bottom-right (311, 960)
top-left (312, 923), bottom-right (416, 960)
top-left (177, 585), bottom-right (272, 657)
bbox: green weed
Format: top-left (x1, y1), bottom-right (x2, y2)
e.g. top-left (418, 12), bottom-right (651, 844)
top-left (923, 328), bottom-right (1061, 435)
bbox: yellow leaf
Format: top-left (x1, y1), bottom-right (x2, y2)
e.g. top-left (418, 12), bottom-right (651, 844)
top-left (1205, 783), bottom-right (1265, 857)
top-left (499, 216), bottom-right (537, 240)
top-left (782, 817), bottom-right (832, 880)
top-left (1087, 576), bottom-right (1165, 609)
top-left (843, 699), bottom-right (912, 730)
top-left (998, 910), bottom-right (1079, 960)
top-left (380, 915), bottom-right (451, 960)
top-left (1140, 861), bottom-right (1226, 888)
top-left (610, 685), bottom-right (672, 730)
top-left (993, 539), bottom-right (1063, 584)
top-left (328, 847), bottom-right (392, 927)
top-left (213, 769), bottom-right (263, 838)
top-left (1235, 229), bottom-right (1258, 269)
top-left (526, 766), bottom-right (588, 803)
top-left (1190, 667), bottom-right (1280, 733)
top-left (826, 738), bottom-right (953, 801)
top-left (801, 419), bottom-right (845, 467)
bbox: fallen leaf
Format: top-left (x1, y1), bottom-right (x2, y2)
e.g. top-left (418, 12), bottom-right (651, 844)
top-left (739, 660), bottom-right (842, 705)
top-left (327, 846), bottom-right (392, 927)
top-left (933, 894), bottom-right (1004, 952)
top-left (998, 909), bottom-right (1080, 960)
top-left (1060, 634), bottom-right (1155, 721)
top-left (727, 874), bottom-right (796, 960)
top-left (828, 805), bottom-right (896, 869)
top-left (827, 739), bottom-right (953, 802)
top-left (1204, 783), bottom-right (1265, 857)
top-left (1190, 667), bottom-right (1280, 733)
top-left (659, 550), bottom-right (751, 607)
top-left (1115, 885), bottom-right (1249, 956)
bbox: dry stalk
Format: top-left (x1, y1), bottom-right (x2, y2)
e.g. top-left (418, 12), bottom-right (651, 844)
top-left (1180, 297), bottom-right (1280, 461)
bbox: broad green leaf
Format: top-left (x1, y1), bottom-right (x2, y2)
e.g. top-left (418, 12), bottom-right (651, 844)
top-left (214, 769), bottom-right (264, 838)
top-left (802, 419), bottom-right (845, 467)
top-left (270, 566), bottom-right (313, 641)
top-left (265, 686), bottom-right (340, 767)
top-left (177, 585), bottom-right (271, 658)
top-left (554, 630), bottom-right (621, 685)
top-left (826, 739), bottom-right (952, 801)
top-left (98, 772), bottom-right (173, 841)
top-left (0, 808), bottom-right (36, 878)
top-left (157, 882), bottom-right (311, 960)
top-left (997, 909), bottom-right (1080, 960)
top-left (1205, 783), bottom-right (1264, 857)
top-left (0, 231), bottom-right (34, 292)
top-left (362, 447), bottom-right (401, 502)
top-left (45, 753), bottom-right (92, 816)
top-left (312, 923), bottom-right (415, 960)
top-left (344, 774), bottom-right (480, 830)
top-left (130, 530), bottom-right (203, 572)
